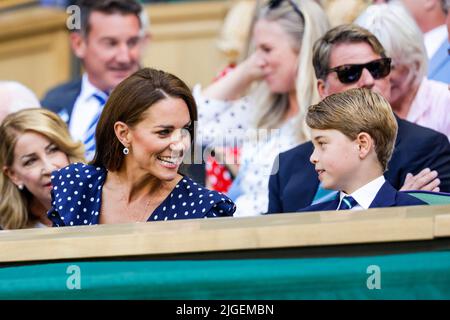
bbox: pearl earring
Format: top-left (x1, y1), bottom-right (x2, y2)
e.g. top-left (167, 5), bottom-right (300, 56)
top-left (123, 147), bottom-right (129, 155)
top-left (18, 184), bottom-right (24, 190)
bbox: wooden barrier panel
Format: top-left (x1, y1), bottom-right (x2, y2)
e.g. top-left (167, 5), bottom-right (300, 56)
top-left (1, 204), bottom-right (450, 263)
top-left (0, 6), bottom-right (71, 99)
top-left (0, 1), bottom-right (231, 99)
top-left (143, 1), bottom-right (231, 88)
top-left (0, 0), bottom-right (37, 11)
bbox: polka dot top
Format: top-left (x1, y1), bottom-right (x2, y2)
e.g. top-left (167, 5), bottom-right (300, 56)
top-left (48, 163), bottom-right (236, 227)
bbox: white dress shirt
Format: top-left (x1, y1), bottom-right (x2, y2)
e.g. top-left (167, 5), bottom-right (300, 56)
top-left (69, 74), bottom-right (107, 143)
top-left (424, 25), bottom-right (448, 59)
top-left (337, 176), bottom-right (386, 211)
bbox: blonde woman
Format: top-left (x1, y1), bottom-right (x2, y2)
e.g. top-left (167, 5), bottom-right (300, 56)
top-left (194, 0), bottom-right (330, 216)
top-left (0, 108), bottom-right (85, 229)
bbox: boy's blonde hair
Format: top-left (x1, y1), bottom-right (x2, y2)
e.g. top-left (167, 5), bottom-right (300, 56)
top-left (306, 88), bottom-right (397, 171)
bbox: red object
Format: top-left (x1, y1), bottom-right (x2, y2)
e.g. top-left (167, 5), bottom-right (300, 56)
top-left (206, 147), bottom-right (239, 192)
top-left (206, 63), bottom-right (240, 192)
top-left (212, 63), bottom-right (236, 82)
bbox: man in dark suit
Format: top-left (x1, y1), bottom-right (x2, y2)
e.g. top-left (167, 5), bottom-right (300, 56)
top-left (268, 24), bottom-right (450, 213)
top-left (41, 0), bottom-right (149, 159)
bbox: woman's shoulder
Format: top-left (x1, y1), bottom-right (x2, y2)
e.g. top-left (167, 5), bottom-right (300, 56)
top-left (167, 176), bottom-right (236, 218)
top-left (176, 176), bottom-right (229, 199)
top-left (49, 163), bottom-right (105, 227)
top-left (51, 163), bottom-right (106, 186)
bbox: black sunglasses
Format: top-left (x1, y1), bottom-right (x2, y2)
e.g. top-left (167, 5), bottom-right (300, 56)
top-left (268, 0), bottom-right (305, 23)
top-left (326, 58), bottom-right (392, 84)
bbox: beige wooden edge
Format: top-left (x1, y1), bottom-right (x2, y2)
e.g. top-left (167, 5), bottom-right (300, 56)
top-left (0, 0), bottom-right (37, 11)
top-left (0, 1), bottom-right (230, 41)
top-left (147, 1), bottom-right (230, 24)
top-left (1, 205), bottom-right (450, 263)
top-left (0, 7), bottom-right (67, 41)
top-left (435, 213), bottom-right (450, 237)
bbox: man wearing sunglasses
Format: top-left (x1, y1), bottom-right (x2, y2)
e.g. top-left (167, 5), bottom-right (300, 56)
top-left (268, 24), bottom-right (450, 214)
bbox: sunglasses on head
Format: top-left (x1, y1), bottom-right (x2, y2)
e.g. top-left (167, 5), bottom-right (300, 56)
top-left (268, 0), bottom-right (305, 23)
top-left (326, 58), bottom-right (392, 84)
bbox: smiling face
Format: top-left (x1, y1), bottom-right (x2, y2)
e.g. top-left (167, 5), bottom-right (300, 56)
top-left (310, 128), bottom-right (361, 192)
top-left (123, 97), bottom-right (192, 181)
top-left (72, 12), bottom-right (143, 92)
top-left (318, 42), bottom-right (391, 101)
top-left (253, 19), bottom-right (299, 94)
top-left (4, 131), bottom-right (70, 209)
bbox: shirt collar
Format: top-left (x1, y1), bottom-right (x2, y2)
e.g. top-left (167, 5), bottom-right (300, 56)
top-left (424, 25), bottom-right (448, 58)
top-left (339, 176), bottom-right (386, 210)
top-left (79, 74), bottom-right (109, 103)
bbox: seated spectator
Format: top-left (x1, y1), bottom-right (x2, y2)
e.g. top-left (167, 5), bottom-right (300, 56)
top-left (355, 2), bottom-right (450, 139)
top-left (300, 88), bottom-right (426, 212)
top-left (268, 24), bottom-right (450, 214)
top-left (48, 68), bottom-right (235, 227)
top-left (399, 0), bottom-right (450, 83)
top-left (0, 109), bottom-right (85, 229)
top-left (0, 81), bottom-right (41, 123)
top-left (41, 0), bottom-right (149, 160)
top-left (194, 0), bottom-right (330, 216)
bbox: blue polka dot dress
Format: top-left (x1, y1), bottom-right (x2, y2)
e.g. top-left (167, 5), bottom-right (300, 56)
top-left (48, 163), bottom-right (236, 227)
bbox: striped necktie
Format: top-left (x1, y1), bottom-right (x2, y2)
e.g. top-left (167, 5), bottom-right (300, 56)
top-left (338, 195), bottom-right (358, 210)
top-left (83, 93), bottom-right (108, 160)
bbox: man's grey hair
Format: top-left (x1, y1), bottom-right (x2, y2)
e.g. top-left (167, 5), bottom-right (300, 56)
top-left (0, 81), bottom-right (41, 123)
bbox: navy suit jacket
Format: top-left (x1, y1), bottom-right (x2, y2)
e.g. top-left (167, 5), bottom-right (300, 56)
top-left (428, 40), bottom-right (450, 84)
top-left (298, 181), bottom-right (427, 212)
top-left (268, 117), bottom-right (450, 213)
top-left (41, 79), bottom-right (82, 125)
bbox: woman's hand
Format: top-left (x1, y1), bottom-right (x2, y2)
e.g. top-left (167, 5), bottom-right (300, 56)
top-left (202, 52), bottom-right (265, 101)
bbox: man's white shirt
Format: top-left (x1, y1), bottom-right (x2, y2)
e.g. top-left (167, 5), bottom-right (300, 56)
top-left (424, 25), bottom-right (448, 59)
top-left (69, 74), bottom-right (107, 143)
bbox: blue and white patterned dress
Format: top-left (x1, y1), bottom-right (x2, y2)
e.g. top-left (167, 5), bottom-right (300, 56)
top-left (48, 163), bottom-right (236, 227)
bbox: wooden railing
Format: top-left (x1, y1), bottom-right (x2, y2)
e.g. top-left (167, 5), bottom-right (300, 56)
top-left (1, 204), bottom-right (450, 263)
top-left (0, 0), bottom-right (37, 11)
top-left (0, 1), bottom-right (231, 98)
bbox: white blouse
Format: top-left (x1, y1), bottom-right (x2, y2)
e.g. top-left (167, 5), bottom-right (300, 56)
top-left (194, 85), bottom-right (300, 216)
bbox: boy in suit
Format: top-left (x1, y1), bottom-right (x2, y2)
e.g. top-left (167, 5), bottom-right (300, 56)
top-left (300, 88), bottom-right (426, 212)
top-left (268, 24), bottom-right (450, 214)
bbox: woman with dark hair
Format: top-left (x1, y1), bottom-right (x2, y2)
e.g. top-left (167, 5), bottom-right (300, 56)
top-left (48, 68), bottom-right (235, 226)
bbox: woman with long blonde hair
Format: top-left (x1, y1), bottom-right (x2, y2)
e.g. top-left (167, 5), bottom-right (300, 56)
top-left (194, 0), bottom-right (330, 216)
top-left (0, 108), bottom-right (85, 229)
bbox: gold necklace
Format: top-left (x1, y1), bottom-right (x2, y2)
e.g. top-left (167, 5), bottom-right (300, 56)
top-left (115, 173), bottom-right (152, 222)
